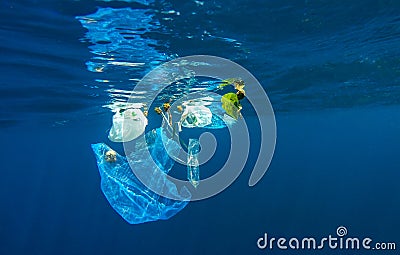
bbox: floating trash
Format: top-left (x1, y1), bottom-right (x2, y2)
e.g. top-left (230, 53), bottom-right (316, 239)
top-left (108, 108), bottom-right (148, 142)
top-left (181, 105), bottom-right (213, 128)
top-left (187, 138), bottom-right (200, 188)
top-left (92, 128), bottom-right (191, 224)
top-left (221, 92), bottom-right (242, 120)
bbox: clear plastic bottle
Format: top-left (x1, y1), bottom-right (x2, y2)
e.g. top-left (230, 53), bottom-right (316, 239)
top-left (187, 138), bottom-right (200, 188)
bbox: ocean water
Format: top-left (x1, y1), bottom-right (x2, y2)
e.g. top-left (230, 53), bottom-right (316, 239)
top-left (1, 0), bottom-right (400, 254)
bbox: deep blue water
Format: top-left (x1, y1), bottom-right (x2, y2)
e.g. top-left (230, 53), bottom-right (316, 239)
top-left (1, 0), bottom-right (400, 255)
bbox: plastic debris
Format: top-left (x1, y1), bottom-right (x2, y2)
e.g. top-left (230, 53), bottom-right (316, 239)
top-left (92, 128), bottom-right (191, 224)
top-left (104, 149), bottom-right (117, 162)
top-left (221, 92), bottom-right (242, 119)
top-left (203, 114), bottom-right (228, 129)
top-left (181, 105), bottom-right (212, 128)
top-left (108, 108), bottom-right (148, 142)
top-left (187, 138), bottom-right (200, 188)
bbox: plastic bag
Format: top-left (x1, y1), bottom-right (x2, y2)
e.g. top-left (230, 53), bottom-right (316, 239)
top-left (108, 108), bottom-right (148, 142)
top-left (181, 105), bottom-right (212, 128)
top-left (221, 93), bottom-right (241, 120)
top-left (92, 128), bottom-right (191, 224)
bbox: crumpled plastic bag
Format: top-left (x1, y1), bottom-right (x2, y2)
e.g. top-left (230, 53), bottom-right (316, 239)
top-left (221, 93), bottom-right (241, 120)
top-left (175, 96), bottom-right (237, 130)
top-left (92, 128), bottom-right (191, 224)
top-left (108, 108), bottom-right (148, 142)
top-left (181, 105), bottom-right (213, 128)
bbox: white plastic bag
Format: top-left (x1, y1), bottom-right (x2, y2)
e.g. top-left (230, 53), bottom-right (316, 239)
top-left (181, 105), bottom-right (212, 128)
top-left (108, 108), bottom-right (148, 142)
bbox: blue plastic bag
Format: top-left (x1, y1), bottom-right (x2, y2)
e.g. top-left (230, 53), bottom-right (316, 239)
top-left (91, 128), bottom-right (190, 224)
